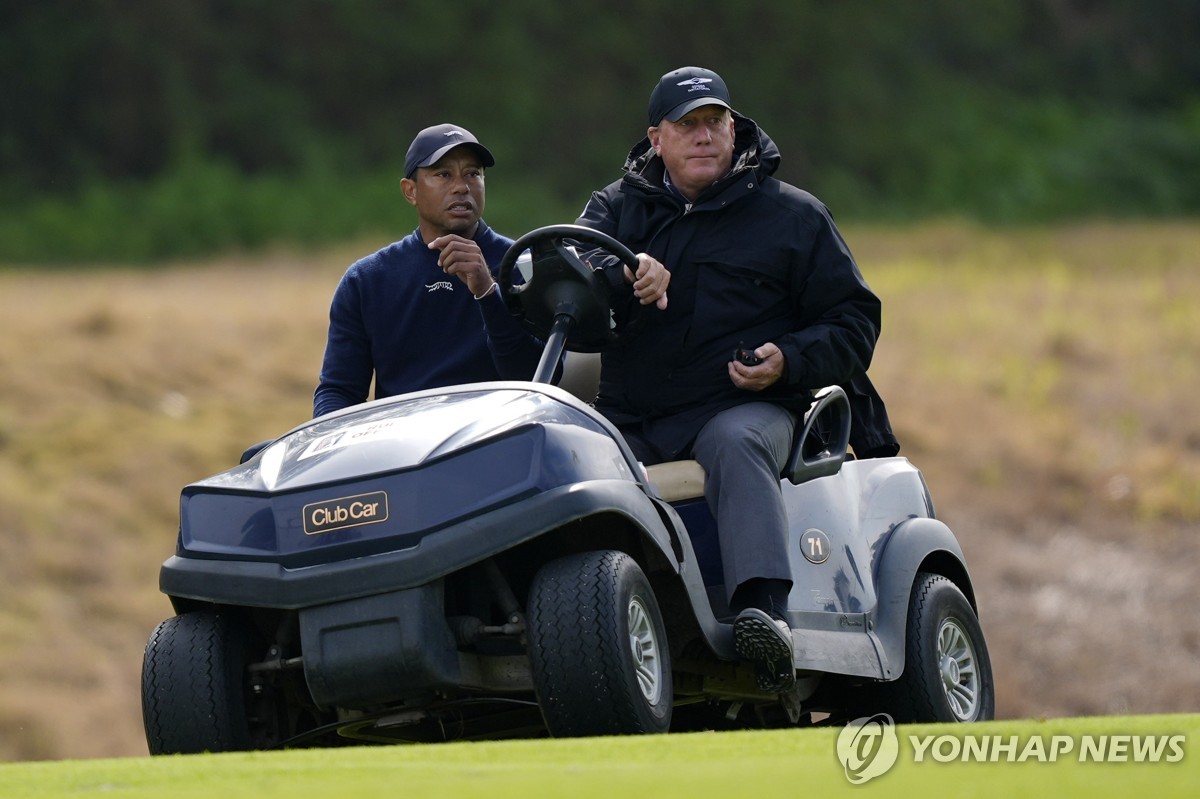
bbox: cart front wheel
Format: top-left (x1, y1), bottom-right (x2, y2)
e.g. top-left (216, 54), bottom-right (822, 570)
top-left (142, 611), bottom-right (259, 754)
top-left (527, 550), bottom-right (672, 736)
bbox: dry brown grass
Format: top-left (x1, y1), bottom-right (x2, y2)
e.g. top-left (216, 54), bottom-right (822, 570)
top-left (0, 222), bottom-right (1197, 761)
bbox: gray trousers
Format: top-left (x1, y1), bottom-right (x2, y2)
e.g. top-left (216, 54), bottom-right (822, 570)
top-left (618, 402), bottom-right (798, 604)
top-left (692, 403), bottom-right (797, 603)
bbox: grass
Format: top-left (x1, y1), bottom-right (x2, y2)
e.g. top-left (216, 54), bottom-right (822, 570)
top-left (1, 715), bottom-right (1196, 798)
top-left (0, 221), bottom-right (1198, 762)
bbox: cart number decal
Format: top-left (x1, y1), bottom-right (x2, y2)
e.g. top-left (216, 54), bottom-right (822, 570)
top-left (801, 528), bottom-right (831, 564)
top-left (303, 491), bottom-right (389, 535)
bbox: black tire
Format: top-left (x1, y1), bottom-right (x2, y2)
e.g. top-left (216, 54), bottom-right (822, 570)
top-left (141, 611), bottom-right (257, 754)
top-left (880, 572), bottom-right (995, 723)
top-left (526, 550), bottom-right (672, 736)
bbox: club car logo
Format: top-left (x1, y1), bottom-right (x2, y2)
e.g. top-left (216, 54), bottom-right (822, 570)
top-left (303, 491), bottom-right (389, 535)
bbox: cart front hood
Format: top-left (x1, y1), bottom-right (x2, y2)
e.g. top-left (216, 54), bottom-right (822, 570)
top-left (195, 385), bottom-right (616, 494)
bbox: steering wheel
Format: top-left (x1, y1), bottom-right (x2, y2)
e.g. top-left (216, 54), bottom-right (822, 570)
top-left (497, 224), bottom-right (639, 353)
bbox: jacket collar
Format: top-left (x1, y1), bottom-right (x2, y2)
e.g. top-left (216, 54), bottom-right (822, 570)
top-left (620, 113), bottom-right (780, 208)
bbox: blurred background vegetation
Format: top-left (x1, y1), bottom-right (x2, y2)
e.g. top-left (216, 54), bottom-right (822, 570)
top-left (2, 0), bottom-right (1198, 264)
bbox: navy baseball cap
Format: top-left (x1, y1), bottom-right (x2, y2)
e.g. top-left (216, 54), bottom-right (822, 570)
top-left (647, 66), bottom-right (732, 125)
top-left (404, 123), bottom-right (496, 178)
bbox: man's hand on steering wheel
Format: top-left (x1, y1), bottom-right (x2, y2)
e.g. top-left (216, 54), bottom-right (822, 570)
top-left (624, 253), bottom-right (670, 310)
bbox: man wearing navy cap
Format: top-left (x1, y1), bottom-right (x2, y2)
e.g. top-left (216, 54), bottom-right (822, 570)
top-left (577, 67), bottom-right (898, 693)
top-left (314, 123), bottom-right (544, 417)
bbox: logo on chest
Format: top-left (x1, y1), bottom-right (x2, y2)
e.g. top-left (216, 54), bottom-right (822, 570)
top-left (425, 281), bottom-right (455, 292)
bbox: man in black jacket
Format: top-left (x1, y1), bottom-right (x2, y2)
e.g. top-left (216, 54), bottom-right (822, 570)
top-left (576, 66), bottom-right (897, 693)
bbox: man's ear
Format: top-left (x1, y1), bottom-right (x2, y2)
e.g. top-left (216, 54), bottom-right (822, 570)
top-left (400, 176), bottom-right (417, 207)
top-left (647, 126), bottom-right (661, 153)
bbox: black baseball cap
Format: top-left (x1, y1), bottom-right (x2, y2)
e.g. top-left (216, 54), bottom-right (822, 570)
top-left (647, 66), bottom-right (732, 126)
top-left (403, 123), bottom-right (496, 178)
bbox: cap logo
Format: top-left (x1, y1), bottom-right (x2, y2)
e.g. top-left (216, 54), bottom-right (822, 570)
top-left (676, 77), bottom-right (713, 92)
top-left (443, 130), bottom-right (465, 138)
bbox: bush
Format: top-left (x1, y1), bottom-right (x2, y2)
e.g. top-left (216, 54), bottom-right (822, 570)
top-left (0, 160), bottom-right (408, 265)
top-left (1, 99), bottom-right (1197, 265)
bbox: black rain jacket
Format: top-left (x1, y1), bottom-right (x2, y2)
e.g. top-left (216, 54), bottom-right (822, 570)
top-left (576, 113), bottom-right (899, 460)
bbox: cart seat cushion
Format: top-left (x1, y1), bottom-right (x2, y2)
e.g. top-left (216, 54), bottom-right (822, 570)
top-left (645, 460), bottom-right (706, 502)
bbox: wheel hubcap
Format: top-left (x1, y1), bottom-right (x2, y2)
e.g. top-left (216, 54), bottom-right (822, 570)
top-left (937, 617), bottom-right (980, 721)
top-left (628, 595), bottom-right (662, 704)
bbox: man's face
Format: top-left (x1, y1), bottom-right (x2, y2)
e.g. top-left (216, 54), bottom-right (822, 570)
top-left (648, 105), bottom-right (735, 202)
top-left (401, 147), bottom-right (486, 239)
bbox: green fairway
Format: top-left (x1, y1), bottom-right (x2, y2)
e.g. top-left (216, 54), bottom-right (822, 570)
top-left (3, 714), bottom-right (1195, 799)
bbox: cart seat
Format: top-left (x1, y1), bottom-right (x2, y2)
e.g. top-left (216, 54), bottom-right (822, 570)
top-left (645, 460), bottom-right (707, 502)
top-left (644, 385), bottom-right (851, 504)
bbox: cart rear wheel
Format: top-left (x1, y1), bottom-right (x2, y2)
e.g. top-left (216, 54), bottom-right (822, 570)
top-left (141, 611), bottom-right (257, 754)
top-left (527, 550), bottom-right (672, 736)
top-left (881, 572), bottom-right (995, 722)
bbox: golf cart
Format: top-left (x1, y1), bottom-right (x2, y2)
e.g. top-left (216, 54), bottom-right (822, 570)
top-left (141, 225), bottom-right (994, 754)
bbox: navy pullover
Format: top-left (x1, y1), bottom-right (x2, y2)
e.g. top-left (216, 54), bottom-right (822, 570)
top-left (313, 221), bottom-right (541, 417)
